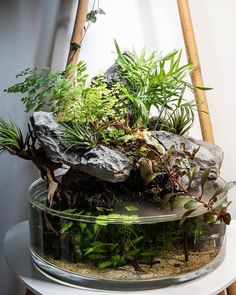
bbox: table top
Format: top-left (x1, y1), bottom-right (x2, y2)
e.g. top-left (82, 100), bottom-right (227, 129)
top-left (4, 220), bottom-right (236, 295)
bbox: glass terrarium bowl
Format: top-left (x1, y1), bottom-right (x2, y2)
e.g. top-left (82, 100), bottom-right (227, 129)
top-left (29, 176), bottom-right (227, 290)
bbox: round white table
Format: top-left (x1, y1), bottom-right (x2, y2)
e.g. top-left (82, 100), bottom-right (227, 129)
top-left (4, 221), bottom-right (236, 295)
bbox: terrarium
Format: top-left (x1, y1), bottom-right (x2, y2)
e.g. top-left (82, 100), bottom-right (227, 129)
top-left (0, 31), bottom-right (234, 291)
top-left (28, 175), bottom-right (228, 289)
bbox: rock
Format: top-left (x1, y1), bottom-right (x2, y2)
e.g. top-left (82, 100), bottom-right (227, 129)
top-left (31, 112), bottom-right (223, 186)
top-left (151, 131), bottom-right (223, 180)
top-left (105, 62), bottom-right (120, 87)
top-left (189, 137), bottom-right (223, 172)
top-left (31, 111), bottom-right (79, 165)
top-left (77, 145), bottom-right (133, 182)
top-left (31, 112), bottom-right (133, 182)
top-left (104, 51), bottom-right (131, 86)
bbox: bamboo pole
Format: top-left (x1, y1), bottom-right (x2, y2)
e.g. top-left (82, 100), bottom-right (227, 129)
top-left (66, 0), bottom-right (89, 79)
top-left (177, 0), bottom-right (214, 144)
top-left (177, 1), bottom-right (236, 293)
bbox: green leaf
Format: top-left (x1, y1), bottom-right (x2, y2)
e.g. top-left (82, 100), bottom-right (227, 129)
top-left (60, 221), bottom-right (73, 234)
top-left (95, 215), bottom-right (108, 226)
top-left (184, 200), bottom-right (197, 210)
top-left (99, 261), bottom-right (114, 269)
top-left (125, 249), bottom-right (140, 256)
top-left (0, 117), bottom-right (24, 153)
top-left (130, 236), bottom-right (144, 245)
top-left (195, 86), bottom-right (213, 91)
top-left (125, 205), bottom-right (139, 212)
top-left (180, 208), bottom-right (196, 225)
top-left (63, 208), bottom-right (77, 214)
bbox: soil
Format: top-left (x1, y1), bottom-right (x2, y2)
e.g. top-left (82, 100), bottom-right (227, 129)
top-left (53, 167), bottom-right (169, 212)
top-left (43, 248), bottom-right (219, 281)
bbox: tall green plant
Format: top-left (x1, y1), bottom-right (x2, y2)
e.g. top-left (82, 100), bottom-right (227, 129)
top-left (114, 40), bottom-right (199, 133)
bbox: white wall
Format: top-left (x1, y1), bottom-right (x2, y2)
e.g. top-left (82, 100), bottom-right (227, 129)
top-left (0, 1), bottom-right (77, 294)
top-left (190, 0), bottom-right (236, 215)
top-left (79, 0), bottom-right (236, 215)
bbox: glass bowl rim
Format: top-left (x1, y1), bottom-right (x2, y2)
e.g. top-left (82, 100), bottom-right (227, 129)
top-left (28, 174), bottom-right (227, 224)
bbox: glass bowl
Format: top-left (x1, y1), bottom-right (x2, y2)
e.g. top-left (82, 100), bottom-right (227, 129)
top-left (29, 176), bottom-right (226, 290)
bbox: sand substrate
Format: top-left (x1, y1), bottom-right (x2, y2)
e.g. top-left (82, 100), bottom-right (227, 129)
top-left (43, 248), bottom-right (219, 280)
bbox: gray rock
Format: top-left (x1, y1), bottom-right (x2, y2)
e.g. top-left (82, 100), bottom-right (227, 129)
top-left (31, 112), bottom-right (133, 182)
top-left (104, 51), bottom-right (131, 86)
top-left (189, 137), bottom-right (223, 172)
top-left (152, 131), bottom-right (223, 180)
top-left (105, 62), bottom-right (119, 86)
top-left (77, 145), bottom-right (133, 182)
top-left (31, 112), bottom-right (223, 186)
top-left (31, 111), bottom-right (79, 165)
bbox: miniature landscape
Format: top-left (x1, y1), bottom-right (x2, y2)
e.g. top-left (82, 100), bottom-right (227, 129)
top-left (1, 41), bottom-right (234, 281)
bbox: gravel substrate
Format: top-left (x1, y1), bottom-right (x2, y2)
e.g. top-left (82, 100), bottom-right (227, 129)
top-left (43, 248), bottom-right (219, 281)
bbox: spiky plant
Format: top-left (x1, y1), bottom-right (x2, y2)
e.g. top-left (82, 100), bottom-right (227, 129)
top-left (160, 106), bottom-right (194, 135)
top-left (59, 122), bottom-right (97, 151)
top-left (0, 117), bottom-right (24, 154)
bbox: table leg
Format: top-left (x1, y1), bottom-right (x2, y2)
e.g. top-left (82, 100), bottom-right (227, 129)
top-left (25, 288), bottom-right (36, 295)
top-left (227, 282), bottom-right (236, 295)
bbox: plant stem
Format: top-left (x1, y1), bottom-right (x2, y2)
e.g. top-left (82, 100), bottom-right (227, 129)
top-left (183, 231), bottom-right (189, 262)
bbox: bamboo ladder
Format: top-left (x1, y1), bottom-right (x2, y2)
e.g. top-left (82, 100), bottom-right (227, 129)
top-left (25, 0), bottom-right (235, 294)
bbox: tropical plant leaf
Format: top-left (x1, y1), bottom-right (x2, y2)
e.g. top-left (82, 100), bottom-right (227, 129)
top-left (99, 261), bottom-right (113, 268)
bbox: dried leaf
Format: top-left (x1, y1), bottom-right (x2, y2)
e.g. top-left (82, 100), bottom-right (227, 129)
top-left (142, 131), bottom-right (165, 154)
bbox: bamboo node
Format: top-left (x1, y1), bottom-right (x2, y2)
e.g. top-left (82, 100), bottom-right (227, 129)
top-left (70, 42), bottom-right (81, 51)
